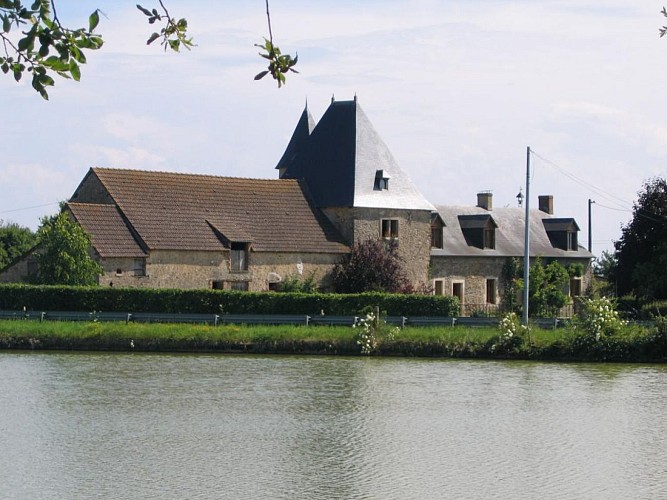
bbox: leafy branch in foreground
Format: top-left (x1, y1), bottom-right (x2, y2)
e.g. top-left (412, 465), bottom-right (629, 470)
top-left (0, 0), bottom-right (104, 99)
top-left (0, 0), bottom-right (192, 99)
top-left (661, 7), bottom-right (667, 37)
top-left (136, 1), bottom-right (193, 52)
top-left (254, 0), bottom-right (298, 87)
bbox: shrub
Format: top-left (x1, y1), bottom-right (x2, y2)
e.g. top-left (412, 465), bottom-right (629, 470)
top-left (580, 296), bottom-right (627, 341)
top-left (491, 312), bottom-right (527, 353)
top-left (353, 311), bottom-right (399, 355)
top-left (331, 239), bottom-right (410, 293)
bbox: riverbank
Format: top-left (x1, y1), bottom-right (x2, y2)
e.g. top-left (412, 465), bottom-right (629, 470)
top-left (1, 319), bottom-right (666, 362)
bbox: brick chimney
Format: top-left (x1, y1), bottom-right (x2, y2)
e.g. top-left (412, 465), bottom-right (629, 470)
top-left (477, 192), bottom-right (493, 211)
top-left (538, 195), bottom-right (553, 215)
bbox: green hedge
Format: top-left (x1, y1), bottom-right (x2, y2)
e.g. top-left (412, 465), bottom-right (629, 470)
top-left (0, 284), bottom-right (459, 317)
top-left (641, 301), bottom-right (667, 319)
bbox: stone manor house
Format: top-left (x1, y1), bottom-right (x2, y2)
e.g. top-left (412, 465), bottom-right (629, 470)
top-left (1, 97), bottom-right (593, 312)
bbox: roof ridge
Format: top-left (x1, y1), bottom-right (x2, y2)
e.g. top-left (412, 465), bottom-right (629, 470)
top-left (92, 167), bottom-right (299, 183)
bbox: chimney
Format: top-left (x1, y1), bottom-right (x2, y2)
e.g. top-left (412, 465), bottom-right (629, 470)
top-left (539, 195), bottom-right (554, 215)
top-left (477, 191), bottom-right (493, 211)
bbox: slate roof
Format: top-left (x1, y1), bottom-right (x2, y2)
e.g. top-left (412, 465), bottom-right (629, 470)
top-left (542, 218), bottom-right (580, 232)
top-left (276, 106), bottom-right (315, 173)
top-left (67, 203), bottom-right (147, 258)
top-left (70, 168), bottom-right (349, 254)
top-left (432, 205), bottom-right (593, 259)
top-left (279, 99), bottom-right (434, 211)
top-left (458, 214), bottom-right (497, 229)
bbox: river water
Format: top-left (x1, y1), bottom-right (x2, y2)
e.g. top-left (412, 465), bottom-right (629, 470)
top-left (1, 352), bottom-right (666, 500)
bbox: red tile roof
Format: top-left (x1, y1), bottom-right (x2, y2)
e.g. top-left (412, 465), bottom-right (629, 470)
top-left (67, 203), bottom-right (147, 258)
top-left (80, 168), bottom-right (349, 254)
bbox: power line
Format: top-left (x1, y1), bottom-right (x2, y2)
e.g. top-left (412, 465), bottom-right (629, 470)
top-left (530, 149), bottom-right (632, 210)
top-left (0, 202), bottom-right (60, 215)
top-left (530, 150), bottom-right (667, 226)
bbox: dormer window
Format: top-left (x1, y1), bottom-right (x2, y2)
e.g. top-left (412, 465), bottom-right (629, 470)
top-left (431, 212), bottom-right (445, 249)
top-left (543, 218), bottom-right (580, 251)
top-left (230, 242), bottom-right (249, 271)
top-left (458, 214), bottom-right (497, 250)
top-left (374, 170), bottom-right (391, 190)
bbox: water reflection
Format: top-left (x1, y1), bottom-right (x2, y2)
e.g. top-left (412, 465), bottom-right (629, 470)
top-left (1, 353), bottom-right (666, 499)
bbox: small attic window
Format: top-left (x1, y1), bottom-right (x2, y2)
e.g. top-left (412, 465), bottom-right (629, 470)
top-left (374, 170), bottom-right (391, 190)
top-left (458, 214), bottom-right (497, 250)
top-left (543, 218), bottom-right (580, 251)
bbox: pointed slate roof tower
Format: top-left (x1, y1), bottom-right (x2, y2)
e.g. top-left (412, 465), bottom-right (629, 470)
top-left (276, 103), bottom-right (315, 178)
top-left (277, 97), bottom-right (434, 211)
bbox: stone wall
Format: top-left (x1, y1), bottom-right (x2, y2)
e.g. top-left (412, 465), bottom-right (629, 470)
top-left (430, 255), bottom-right (593, 314)
top-left (97, 249), bottom-right (344, 291)
top-left (0, 252), bottom-right (35, 283)
top-left (352, 207), bottom-right (432, 287)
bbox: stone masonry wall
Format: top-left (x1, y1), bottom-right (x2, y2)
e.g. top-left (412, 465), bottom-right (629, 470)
top-left (352, 207), bottom-right (432, 287)
top-left (430, 255), bottom-right (593, 313)
top-left (97, 250), bottom-right (344, 291)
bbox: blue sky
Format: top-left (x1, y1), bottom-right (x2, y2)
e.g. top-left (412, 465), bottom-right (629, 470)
top-left (1, 0), bottom-right (666, 256)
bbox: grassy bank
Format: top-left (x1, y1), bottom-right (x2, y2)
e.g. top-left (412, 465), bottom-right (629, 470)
top-left (1, 320), bottom-right (666, 362)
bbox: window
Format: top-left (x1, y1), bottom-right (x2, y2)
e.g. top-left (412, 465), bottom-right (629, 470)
top-left (230, 281), bottom-right (249, 291)
top-left (211, 280), bottom-right (224, 290)
top-left (486, 279), bottom-right (497, 304)
top-left (381, 219), bottom-right (399, 239)
top-left (134, 258), bottom-right (146, 277)
top-left (458, 215), bottom-right (497, 250)
top-left (483, 228), bottom-right (495, 250)
top-left (431, 226), bottom-right (443, 249)
top-left (115, 268), bottom-right (123, 276)
top-left (452, 282), bottom-right (464, 303)
top-left (569, 278), bottom-right (582, 297)
top-left (374, 170), bottom-right (391, 190)
top-left (230, 242), bottom-right (248, 272)
top-left (434, 280), bottom-right (445, 296)
top-left (567, 231), bottom-right (578, 251)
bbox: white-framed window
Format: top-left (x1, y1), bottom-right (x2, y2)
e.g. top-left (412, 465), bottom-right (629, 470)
top-left (569, 278), bottom-right (582, 297)
top-left (381, 219), bottom-right (399, 239)
top-left (434, 279), bottom-right (445, 296)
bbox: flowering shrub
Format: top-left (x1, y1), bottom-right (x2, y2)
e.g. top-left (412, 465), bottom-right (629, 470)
top-left (353, 312), bottom-right (399, 355)
top-left (492, 312), bottom-right (528, 353)
top-left (581, 296), bottom-right (627, 341)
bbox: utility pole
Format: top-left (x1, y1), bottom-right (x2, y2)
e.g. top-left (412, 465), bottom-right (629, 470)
top-left (588, 199), bottom-right (595, 253)
top-left (522, 147), bottom-right (531, 326)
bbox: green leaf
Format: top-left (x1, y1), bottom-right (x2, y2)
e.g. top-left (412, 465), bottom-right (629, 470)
top-left (69, 60), bottom-right (80, 81)
top-left (88, 10), bottom-right (99, 32)
top-left (254, 70), bottom-right (269, 81)
top-left (2, 15), bottom-right (10, 33)
top-left (43, 55), bottom-right (69, 71)
top-left (168, 38), bottom-right (180, 52)
top-left (18, 33), bottom-right (35, 52)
